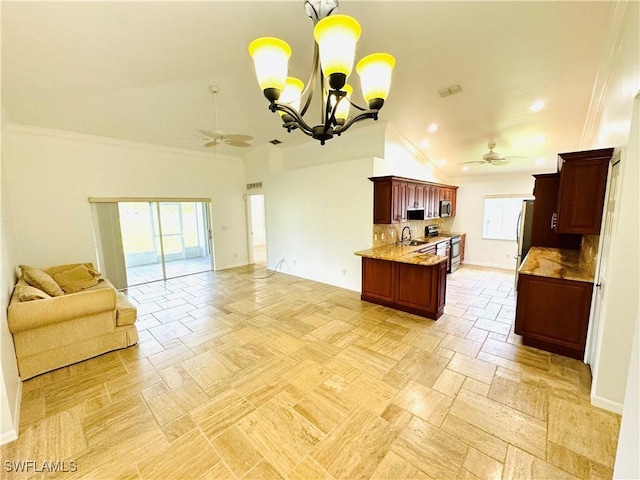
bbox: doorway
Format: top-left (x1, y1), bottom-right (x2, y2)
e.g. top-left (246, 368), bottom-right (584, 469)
top-left (91, 198), bottom-right (214, 288)
top-left (248, 195), bottom-right (267, 266)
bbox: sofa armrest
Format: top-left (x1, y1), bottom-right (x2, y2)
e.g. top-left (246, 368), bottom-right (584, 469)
top-left (8, 286), bottom-right (117, 333)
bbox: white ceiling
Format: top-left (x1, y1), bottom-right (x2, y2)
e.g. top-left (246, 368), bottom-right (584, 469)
top-left (1, 1), bottom-right (620, 177)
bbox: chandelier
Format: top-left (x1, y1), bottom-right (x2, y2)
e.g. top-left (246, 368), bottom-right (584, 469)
top-left (248, 0), bottom-right (396, 145)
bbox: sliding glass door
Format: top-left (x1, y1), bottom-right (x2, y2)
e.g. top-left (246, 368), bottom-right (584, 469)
top-left (91, 198), bottom-right (213, 288)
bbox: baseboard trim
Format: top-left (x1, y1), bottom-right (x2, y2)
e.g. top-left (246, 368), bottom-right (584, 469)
top-left (0, 380), bottom-right (22, 446)
top-left (461, 261), bottom-right (516, 272)
top-left (591, 393), bottom-right (623, 414)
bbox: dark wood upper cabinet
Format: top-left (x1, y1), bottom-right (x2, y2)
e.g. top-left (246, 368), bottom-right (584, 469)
top-left (531, 173), bottom-right (582, 250)
top-left (555, 148), bottom-right (612, 235)
top-left (370, 176), bottom-right (458, 224)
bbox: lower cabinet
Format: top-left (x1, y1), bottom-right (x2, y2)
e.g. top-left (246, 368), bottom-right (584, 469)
top-left (361, 257), bottom-right (447, 320)
top-left (514, 273), bottom-right (593, 359)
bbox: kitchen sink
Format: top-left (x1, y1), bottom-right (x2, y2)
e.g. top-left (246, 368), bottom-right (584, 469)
top-left (403, 240), bottom-right (428, 246)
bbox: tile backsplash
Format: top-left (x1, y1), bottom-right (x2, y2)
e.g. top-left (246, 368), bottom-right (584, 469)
top-left (580, 235), bottom-right (600, 278)
top-left (372, 219), bottom-right (445, 247)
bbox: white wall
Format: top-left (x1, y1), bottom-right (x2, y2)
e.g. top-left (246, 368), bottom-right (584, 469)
top-left (0, 139), bottom-right (22, 444)
top-left (448, 172), bottom-right (536, 269)
top-left (2, 125), bottom-right (248, 271)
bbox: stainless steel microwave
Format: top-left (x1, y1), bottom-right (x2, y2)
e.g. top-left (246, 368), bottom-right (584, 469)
top-left (440, 200), bottom-right (452, 217)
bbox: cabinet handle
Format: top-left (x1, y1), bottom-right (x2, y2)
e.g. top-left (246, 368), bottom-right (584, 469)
top-left (551, 212), bottom-right (558, 229)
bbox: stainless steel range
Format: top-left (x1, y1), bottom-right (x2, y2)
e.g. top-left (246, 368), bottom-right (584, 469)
top-left (450, 235), bottom-right (461, 272)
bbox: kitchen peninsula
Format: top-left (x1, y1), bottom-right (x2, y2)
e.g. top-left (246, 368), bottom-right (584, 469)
top-left (354, 242), bottom-right (448, 320)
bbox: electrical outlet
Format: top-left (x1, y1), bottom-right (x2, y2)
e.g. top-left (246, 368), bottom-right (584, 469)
top-left (374, 233), bottom-right (378, 241)
top-left (341, 268), bottom-right (346, 275)
top-left (381, 233), bottom-right (385, 240)
top-left (293, 259), bottom-right (297, 266)
top-left (234, 253), bottom-right (237, 258)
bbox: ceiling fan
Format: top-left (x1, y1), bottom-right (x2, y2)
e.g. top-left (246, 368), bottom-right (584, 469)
top-left (459, 142), bottom-right (527, 167)
top-left (200, 86), bottom-right (253, 148)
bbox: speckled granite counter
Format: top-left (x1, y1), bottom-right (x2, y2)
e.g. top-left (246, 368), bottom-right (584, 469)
top-left (519, 247), bottom-right (594, 283)
top-left (354, 243), bottom-right (447, 267)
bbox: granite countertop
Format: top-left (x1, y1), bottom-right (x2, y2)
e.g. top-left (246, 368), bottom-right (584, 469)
top-left (439, 231), bottom-right (466, 237)
top-left (519, 247), bottom-right (594, 283)
top-left (354, 242), bottom-right (448, 267)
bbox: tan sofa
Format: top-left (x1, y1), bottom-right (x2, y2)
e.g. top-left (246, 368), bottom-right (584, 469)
top-left (7, 263), bottom-right (138, 380)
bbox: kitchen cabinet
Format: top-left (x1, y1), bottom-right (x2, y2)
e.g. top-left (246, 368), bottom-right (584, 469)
top-left (554, 148), bottom-right (612, 235)
top-left (370, 176), bottom-right (458, 224)
top-left (460, 234), bottom-right (466, 263)
top-left (531, 174), bottom-right (582, 250)
top-left (361, 257), bottom-right (447, 319)
top-left (515, 273), bottom-right (593, 359)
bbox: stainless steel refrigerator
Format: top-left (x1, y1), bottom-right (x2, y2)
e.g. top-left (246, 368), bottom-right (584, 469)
top-left (515, 200), bottom-right (534, 289)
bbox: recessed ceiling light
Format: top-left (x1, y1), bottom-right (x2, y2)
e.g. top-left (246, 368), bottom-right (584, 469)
top-left (461, 166), bottom-right (469, 172)
top-left (530, 100), bottom-right (545, 112)
top-left (534, 134), bottom-right (548, 143)
top-left (420, 139), bottom-right (430, 148)
top-left (437, 158), bottom-right (446, 166)
top-left (427, 124), bottom-right (439, 133)
top-left (536, 157), bottom-right (547, 164)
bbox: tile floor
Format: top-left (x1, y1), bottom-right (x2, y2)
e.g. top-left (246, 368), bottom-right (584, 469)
top-left (126, 257), bottom-right (213, 286)
top-left (1, 265), bottom-right (621, 479)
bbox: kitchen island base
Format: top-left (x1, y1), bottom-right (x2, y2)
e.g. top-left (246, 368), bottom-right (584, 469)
top-left (361, 257), bottom-right (447, 320)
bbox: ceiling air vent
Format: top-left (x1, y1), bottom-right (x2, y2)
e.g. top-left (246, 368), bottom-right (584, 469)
top-left (438, 84), bottom-right (463, 98)
top-left (269, 139), bottom-right (282, 145)
top-left (247, 182), bottom-right (263, 190)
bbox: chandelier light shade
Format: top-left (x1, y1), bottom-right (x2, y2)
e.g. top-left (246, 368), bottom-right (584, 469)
top-left (313, 14), bottom-right (361, 90)
top-left (248, 0), bottom-right (395, 145)
top-left (356, 53), bottom-right (396, 110)
top-left (248, 37), bottom-right (292, 101)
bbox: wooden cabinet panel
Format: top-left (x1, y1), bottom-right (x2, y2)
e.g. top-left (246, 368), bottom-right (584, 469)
top-left (360, 257), bottom-right (446, 320)
top-left (531, 174), bottom-right (582, 249)
top-left (515, 274), bottom-right (593, 359)
top-left (459, 234), bottom-right (466, 263)
top-left (555, 148), bottom-right (612, 234)
top-left (370, 176), bottom-right (458, 224)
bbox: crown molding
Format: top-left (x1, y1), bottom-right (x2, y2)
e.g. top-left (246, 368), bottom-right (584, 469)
top-left (1, 123), bottom-right (244, 163)
top-left (580, 0), bottom-right (635, 147)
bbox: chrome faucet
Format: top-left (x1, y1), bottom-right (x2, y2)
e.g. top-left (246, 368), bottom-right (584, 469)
top-left (401, 226), bottom-right (412, 244)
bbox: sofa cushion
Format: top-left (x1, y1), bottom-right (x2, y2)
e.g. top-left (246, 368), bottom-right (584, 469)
top-left (20, 265), bottom-right (64, 297)
top-left (15, 284), bottom-right (52, 302)
top-left (53, 264), bottom-right (102, 294)
top-left (116, 292), bottom-right (137, 326)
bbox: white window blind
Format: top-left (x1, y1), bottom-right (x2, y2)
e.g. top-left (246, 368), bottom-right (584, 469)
top-left (483, 195), bottom-right (532, 241)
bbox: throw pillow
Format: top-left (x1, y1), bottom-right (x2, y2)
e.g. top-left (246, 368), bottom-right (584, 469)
top-left (16, 284), bottom-right (52, 302)
top-left (20, 265), bottom-right (65, 297)
top-left (53, 264), bottom-right (102, 294)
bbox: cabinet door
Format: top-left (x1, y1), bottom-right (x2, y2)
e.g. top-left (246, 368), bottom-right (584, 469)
top-left (361, 258), bottom-right (395, 303)
top-left (515, 274), bottom-right (593, 359)
top-left (395, 262), bottom-right (438, 313)
top-left (531, 174), bottom-right (581, 249)
top-left (460, 234), bottom-right (466, 263)
top-left (450, 188), bottom-right (457, 216)
top-left (392, 181), bottom-right (408, 223)
top-left (373, 179), bottom-right (393, 224)
top-left (555, 149), bottom-right (611, 234)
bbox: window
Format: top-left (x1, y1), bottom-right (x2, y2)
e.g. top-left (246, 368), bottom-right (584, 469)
top-left (483, 195), bottom-right (532, 240)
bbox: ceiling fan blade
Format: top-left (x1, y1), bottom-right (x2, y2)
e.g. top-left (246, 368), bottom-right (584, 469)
top-left (226, 134), bottom-right (254, 142)
top-left (225, 138), bottom-right (251, 147)
top-left (503, 155), bottom-right (529, 161)
top-left (458, 160), bottom-right (487, 165)
top-left (204, 140), bottom-right (220, 147)
top-left (198, 129), bottom-right (217, 138)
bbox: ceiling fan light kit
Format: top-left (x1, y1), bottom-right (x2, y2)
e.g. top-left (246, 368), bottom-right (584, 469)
top-left (458, 142), bottom-right (529, 168)
top-left (248, 0), bottom-right (396, 145)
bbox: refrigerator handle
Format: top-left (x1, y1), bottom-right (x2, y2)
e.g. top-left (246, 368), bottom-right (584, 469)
top-left (516, 209), bottom-right (522, 244)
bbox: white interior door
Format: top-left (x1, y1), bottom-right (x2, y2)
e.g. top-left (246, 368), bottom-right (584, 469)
top-left (585, 157), bottom-right (621, 365)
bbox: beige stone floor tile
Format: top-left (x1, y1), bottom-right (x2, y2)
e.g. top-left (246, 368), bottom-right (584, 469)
top-left (322, 373), bottom-right (349, 393)
top-left (380, 403), bottom-right (414, 435)
top-left (238, 398), bottom-right (324, 477)
top-left (308, 318), bottom-right (355, 343)
top-left (157, 363), bottom-right (195, 389)
top-left (441, 413), bottom-right (508, 462)
top-left (481, 338), bottom-right (550, 371)
top-left (367, 335), bottom-right (414, 360)
top-left (439, 334), bottom-right (482, 357)
top-left (136, 429), bottom-right (220, 480)
top-left (476, 350), bottom-right (524, 373)
top-left (147, 343), bottom-right (195, 371)
top-left (192, 394), bottom-right (255, 440)
top-left (341, 372), bottom-right (399, 415)
top-left (463, 447), bottom-right (503, 480)
top-left (394, 380), bottom-right (452, 427)
top-left (449, 390), bottom-right (547, 458)
top-left (289, 340), bottom-right (342, 364)
top-left (548, 395), bottom-right (621, 468)
top-left (266, 333), bottom-right (304, 356)
top-left (160, 413), bottom-right (197, 443)
top-left (211, 425), bottom-right (264, 478)
top-left (546, 441), bottom-right (613, 480)
top-left (488, 375), bottom-right (548, 420)
top-left (218, 343), bottom-right (273, 371)
top-left (391, 416), bottom-right (468, 480)
top-left (474, 318), bottom-right (511, 336)
top-left (371, 451), bottom-right (432, 480)
top-left (146, 381), bottom-right (210, 426)
top-left (180, 349), bottom-right (234, 390)
top-left (283, 359), bottom-right (333, 393)
top-left (522, 365), bottom-right (582, 397)
top-left (460, 377), bottom-right (490, 396)
top-left (466, 327), bottom-right (490, 344)
top-left (334, 344), bottom-right (396, 377)
top-left (311, 409), bottom-right (396, 479)
top-left (200, 461), bottom-right (236, 480)
top-left (292, 384), bottom-right (354, 434)
top-left (401, 330), bottom-right (443, 350)
top-left (391, 346), bottom-right (449, 388)
top-left (494, 365), bottom-right (522, 383)
top-left (288, 456), bottom-right (335, 480)
top-left (502, 444), bottom-right (578, 480)
top-left (433, 316), bottom-right (476, 337)
top-left (447, 353), bottom-right (496, 384)
top-left (140, 382), bottom-right (170, 402)
top-left (432, 368), bottom-right (466, 397)
top-left (243, 459), bottom-right (284, 479)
